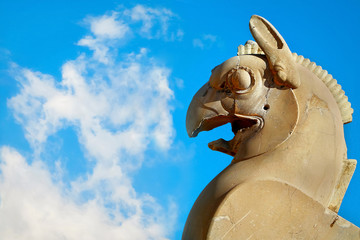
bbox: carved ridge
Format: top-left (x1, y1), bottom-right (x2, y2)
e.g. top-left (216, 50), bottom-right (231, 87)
top-left (237, 42), bottom-right (353, 124)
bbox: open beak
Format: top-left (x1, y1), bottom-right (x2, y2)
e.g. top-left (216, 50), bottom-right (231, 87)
top-left (186, 82), bottom-right (263, 156)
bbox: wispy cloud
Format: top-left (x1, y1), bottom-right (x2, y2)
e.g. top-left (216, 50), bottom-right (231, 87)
top-left (77, 12), bottom-right (131, 64)
top-left (193, 34), bottom-right (217, 49)
top-left (88, 12), bottom-right (130, 39)
top-left (125, 5), bottom-right (183, 41)
top-left (78, 5), bottom-right (183, 64)
top-left (1, 5), bottom-right (178, 240)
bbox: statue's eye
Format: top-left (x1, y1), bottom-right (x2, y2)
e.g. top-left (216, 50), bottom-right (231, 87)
top-left (227, 67), bottom-right (255, 94)
top-left (230, 69), bottom-right (251, 90)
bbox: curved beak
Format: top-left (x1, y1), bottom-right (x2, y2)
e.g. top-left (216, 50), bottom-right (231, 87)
top-left (186, 82), bottom-right (229, 137)
top-left (185, 80), bottom-right (263, 157)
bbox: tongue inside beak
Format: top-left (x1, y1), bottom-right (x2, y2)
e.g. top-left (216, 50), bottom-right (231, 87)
top-left (208, 117), bottom-right (262, 156)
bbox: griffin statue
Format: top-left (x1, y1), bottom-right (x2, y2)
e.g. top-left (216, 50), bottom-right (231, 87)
top-left (183, 15), bottom-right (359, 239)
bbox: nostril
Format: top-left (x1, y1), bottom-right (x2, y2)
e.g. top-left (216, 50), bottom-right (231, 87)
top-left (263, 104), bottom-right (270, 110)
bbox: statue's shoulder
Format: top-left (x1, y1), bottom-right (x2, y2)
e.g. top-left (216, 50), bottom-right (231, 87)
top-left (207, 180), bottom-right (360, 240)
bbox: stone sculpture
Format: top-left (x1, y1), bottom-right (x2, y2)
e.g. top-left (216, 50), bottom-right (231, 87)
top-left (183, 15), bottom-right (359, 239)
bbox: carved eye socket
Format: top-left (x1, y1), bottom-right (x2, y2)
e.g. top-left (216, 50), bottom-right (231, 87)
top-left (227, 67), bottom-right (255, 94)
top-left (230, 69), bottom-right (251, 90)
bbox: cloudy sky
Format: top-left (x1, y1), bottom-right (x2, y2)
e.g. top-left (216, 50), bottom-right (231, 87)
top-left (0, 0), bottom-right (359, 239)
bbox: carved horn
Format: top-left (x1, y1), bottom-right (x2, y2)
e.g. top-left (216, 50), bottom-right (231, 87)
top-left (249, 15), bottom-right (300, 88)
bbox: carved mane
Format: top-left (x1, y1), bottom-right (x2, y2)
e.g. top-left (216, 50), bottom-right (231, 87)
top-left (238, 41), bottom-right (353, 123)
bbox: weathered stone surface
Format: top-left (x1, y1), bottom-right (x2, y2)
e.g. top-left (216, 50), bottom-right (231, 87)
top-left (208, 181), bottom-right (359, 240)
top-left (183, 15), bottom-right (359, 239)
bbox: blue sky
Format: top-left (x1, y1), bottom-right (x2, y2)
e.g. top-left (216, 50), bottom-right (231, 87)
top-left (0, 0), bottom-right (359, 239)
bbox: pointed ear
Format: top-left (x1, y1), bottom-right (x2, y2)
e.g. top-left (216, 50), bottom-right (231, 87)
top-left (249, 15), bottom-right (300, 88)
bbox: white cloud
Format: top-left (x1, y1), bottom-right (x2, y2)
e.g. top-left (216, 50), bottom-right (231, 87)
top-left (77, 36), bottom-right (112, 64)
top-left (2, 5), bottom-right (178, 240)
top-left (0, 147), bottom-right (174, 240)
top-left (78, 6), bottom-right (183, 63)
top-left (193, 34), bottom-right (217, 49)
top-left (89, 13), bottom-right (130, 39)
top-left (124, 5), bottom-right (182, 40)
top-left (78, 12), bottom-right (130, 64)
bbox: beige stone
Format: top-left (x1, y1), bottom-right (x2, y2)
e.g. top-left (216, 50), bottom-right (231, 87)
top-left (183, 15), bottom-right (359, 239)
